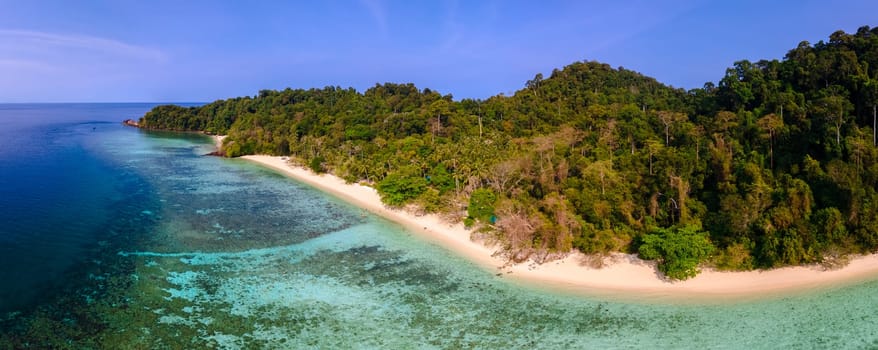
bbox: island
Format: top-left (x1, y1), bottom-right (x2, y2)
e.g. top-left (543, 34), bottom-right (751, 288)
top-left (133, 27), bottom-right (878, 292)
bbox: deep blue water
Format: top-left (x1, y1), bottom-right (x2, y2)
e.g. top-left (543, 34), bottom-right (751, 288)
top-left (0, 103), bottom-right (173, 313)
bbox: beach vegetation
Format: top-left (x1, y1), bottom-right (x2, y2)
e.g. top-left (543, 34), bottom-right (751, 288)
top-left (377, 168), bottom-right (428, 207)
top-left (309, 156), bottom-right (325, 173)
top-left (139, 26), bottom-right (878, 278)
top-left (467, 188), bottom-right (497, 223)
top-left (638, 225), bottom-right (716, 280)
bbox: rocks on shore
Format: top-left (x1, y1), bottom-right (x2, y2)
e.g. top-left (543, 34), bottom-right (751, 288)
top-left (122, 119), bottom-right (140, 127)
top-left (205, 150), bottom-right (226, 157)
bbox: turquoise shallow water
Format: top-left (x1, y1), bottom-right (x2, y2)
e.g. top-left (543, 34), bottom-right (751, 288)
top-left (2, 104), bottom-right (878, 348)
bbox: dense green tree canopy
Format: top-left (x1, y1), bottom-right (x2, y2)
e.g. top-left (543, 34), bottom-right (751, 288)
top-left (139, 26), bottom-right (878, 278)
top-left (638, 225), bottom-right (716, 280)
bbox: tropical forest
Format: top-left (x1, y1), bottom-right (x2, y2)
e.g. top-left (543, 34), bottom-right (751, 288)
top-left (139, 27), bottom-right (878, 280)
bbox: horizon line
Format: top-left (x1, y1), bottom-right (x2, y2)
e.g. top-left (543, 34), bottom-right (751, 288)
top-left (0, 101), bottom-right (208, 104)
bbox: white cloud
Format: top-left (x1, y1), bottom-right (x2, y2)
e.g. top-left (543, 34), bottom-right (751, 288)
top-left (0, 29), bottom-right (167, 64)
top-left (0, 58), bottom-right (59, 72)
top-left (0, 29), bottom-right (169, 102)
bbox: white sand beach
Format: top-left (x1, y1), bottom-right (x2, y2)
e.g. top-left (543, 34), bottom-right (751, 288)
top-left (241, 154), bottom-right (878, 301)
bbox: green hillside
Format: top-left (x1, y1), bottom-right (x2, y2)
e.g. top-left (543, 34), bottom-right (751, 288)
top-left (139, 26), bottom-right (878, 279)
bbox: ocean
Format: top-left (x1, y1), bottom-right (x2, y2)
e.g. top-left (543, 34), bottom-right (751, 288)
top-left (1, 103), bottom-right (878, 348)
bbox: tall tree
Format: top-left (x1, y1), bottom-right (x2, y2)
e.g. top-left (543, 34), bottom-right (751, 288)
top-left (757, 113), bottom-right (783, 168)
top-left (657, 111), bottom-right (687, 145)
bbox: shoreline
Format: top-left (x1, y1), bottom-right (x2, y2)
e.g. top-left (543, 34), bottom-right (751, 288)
top-left (239, 154), bottom-right (878, 302)
top-left (211, 135), bottom-right (226, 150)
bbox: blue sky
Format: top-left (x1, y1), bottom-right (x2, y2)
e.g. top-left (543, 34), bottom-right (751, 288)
top-left (1, 0), bottom-right (876, 102)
